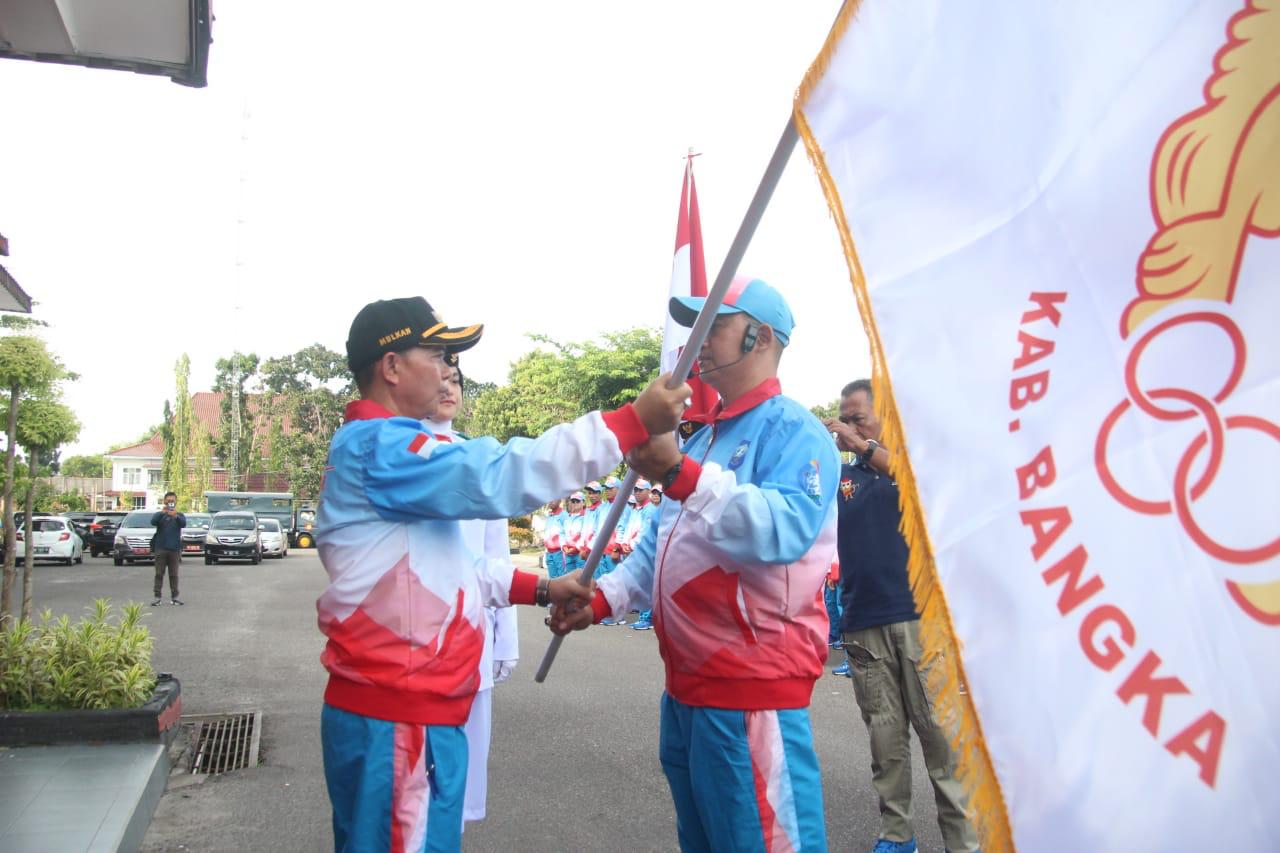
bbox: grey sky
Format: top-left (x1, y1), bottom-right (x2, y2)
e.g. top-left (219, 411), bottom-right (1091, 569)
top-left (1, 1), bottom-right (868, 456)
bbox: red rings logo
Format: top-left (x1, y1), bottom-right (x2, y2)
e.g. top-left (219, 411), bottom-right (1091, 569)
top-left (1096, 311), bottom-right (1280, 568)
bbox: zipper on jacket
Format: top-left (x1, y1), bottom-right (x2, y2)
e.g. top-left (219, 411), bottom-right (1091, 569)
top-left (654, 425), bottom-right (718, 628)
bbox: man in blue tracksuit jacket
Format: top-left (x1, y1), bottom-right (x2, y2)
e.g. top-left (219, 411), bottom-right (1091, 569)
top-left (316, 296), bottom-right (691, 853)
top-left (551, 277), bottom-right (840, 852)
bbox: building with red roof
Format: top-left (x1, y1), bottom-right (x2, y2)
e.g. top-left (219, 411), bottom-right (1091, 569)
top-left (104, 392), bottom-right (291, 510)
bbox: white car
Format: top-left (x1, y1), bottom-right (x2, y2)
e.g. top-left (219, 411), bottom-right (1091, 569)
top-left (258, 518), bottom-right (288, 559)
top-left (17, 516), bottom-right (84, 565)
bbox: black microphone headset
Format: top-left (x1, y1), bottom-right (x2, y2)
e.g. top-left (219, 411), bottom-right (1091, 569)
top-left (690, 321), bottom-right (760, 377)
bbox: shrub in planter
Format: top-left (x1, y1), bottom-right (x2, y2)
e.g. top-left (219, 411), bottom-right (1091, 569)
top-left (0, 598), bottom-right (156, 711)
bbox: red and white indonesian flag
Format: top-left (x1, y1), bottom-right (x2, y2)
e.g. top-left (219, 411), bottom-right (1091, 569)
top-left (797, 1), bottom-right (1278, 850)
top-left (662, 158), bottom-right (719, 423)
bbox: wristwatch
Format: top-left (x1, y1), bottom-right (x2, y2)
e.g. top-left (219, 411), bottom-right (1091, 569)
top-left (661, 458), bottom-right (684, 490)
top-left (859, 440), bottom-right (880, 466)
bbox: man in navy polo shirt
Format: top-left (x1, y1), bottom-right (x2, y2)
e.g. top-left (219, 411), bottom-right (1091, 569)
top-left (824, 380), bottom-right (979, 853)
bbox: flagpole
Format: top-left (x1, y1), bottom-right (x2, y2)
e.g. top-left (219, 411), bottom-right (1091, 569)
top-left (535, 115), bottom-right (800, 683)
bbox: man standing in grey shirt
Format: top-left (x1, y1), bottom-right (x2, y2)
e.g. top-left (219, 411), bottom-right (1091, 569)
top-left (150, 492), bottom-right (186, 606)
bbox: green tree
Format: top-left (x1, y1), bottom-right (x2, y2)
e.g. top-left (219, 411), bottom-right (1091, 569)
top-left (810, 400), bottom-right (839, 420)
top-left (213, 352), bottom-right (261, 490)
top-left (0, 335), bottom-right (67, 626)
top-left (15, 399), bottom-right (81, 617)
top-left (190, 423), bottom-right (214, 510)
top-left (467, 328), bottom-right (661, 442)
top-left (258, 344), bottom-right (354, 499)
top-left (0, 316), bottom-right (48, 334)
top-left (162, 355), bottom-right (195, 508)
top-left (49, 490), bottom-right (89, 512)
top-left (452, 379), bottom-right (496, 437)
top-left (468, 350), bottom-right (572, 442)
top-left (59, 454), bottom-right (108, 478)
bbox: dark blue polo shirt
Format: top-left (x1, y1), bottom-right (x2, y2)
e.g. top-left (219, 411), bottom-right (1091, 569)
top-left (150, 511), bottom-right (187, 552)
top-left (836, 460), bottom-right (918, 633)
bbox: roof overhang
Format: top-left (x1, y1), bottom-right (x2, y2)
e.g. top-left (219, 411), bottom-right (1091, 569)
top-left (0, 0), bottom-right (212, 88)
top-left (0, 262), bottom-right (32, 313)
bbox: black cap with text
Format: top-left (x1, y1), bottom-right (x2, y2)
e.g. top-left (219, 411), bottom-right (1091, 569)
top-left (346, 297), bottom-right (483, 373)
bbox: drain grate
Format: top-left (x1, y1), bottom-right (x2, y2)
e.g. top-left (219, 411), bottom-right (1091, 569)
top-left (181, 711), bottom-right (262, 775)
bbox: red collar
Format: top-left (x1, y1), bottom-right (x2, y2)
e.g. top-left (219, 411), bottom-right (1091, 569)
top-left (709, 378), bottom-right (781, 422)
top-left (344, 400), bottom-right (395, 422)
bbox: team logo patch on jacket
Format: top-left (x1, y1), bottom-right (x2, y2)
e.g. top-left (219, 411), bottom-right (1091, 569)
top-left (840, 477), bottom-right (855, 500)
top-left (801, 460), bottom-right (822, 505)
top-left (728, 440), bottom-right (751, 471)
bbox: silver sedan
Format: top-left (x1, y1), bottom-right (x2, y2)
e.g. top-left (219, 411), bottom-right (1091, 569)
top-left (258, 518), bottom-right (288, 559)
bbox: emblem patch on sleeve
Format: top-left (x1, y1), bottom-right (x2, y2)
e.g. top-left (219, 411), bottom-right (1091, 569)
top-left (801, 460), bottom-right (823, 505)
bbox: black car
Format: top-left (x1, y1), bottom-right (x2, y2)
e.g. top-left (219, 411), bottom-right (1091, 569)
top-left (11, 511), bottom-right (53, 529)
top-left (61, 511), bottom-right (98, 546)
top-left (88, 511), bottom-right (130, 557)
top-left (204, 511), bottom-right (262, 565)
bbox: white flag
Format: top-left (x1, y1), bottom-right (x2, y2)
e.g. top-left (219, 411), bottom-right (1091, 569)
top-left (797, 1), bottom-right (1279, 850)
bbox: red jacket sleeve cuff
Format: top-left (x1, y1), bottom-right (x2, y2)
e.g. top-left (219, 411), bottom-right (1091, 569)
top-left (590, 590), bottom-right (612, 623)
top-left (509, 570), bottom-right (540, 606)
top-left (664, 456), bottom-right (702, 501)
top-left (601, 403), bottom-right (649, 455)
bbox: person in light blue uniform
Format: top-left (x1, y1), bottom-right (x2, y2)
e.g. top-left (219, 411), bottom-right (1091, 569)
top-left (594, 475), bottom-right (624, 580)
top-left (629, 484), bottom-right (664, 631)
top-left (549, 276), bottom-right (839, 853)
top-left (601, 484), bottom-right (637, 625)
top-left (541, 498), bottom-right (567, 579)
top-left (561, 492), bottom-right (588, 575)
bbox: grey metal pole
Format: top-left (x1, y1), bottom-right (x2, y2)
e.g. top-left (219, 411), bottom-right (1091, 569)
top-left (534, 115), bottom-right (800, 683)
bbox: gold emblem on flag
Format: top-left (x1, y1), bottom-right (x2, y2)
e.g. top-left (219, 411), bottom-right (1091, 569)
top-left (1103, 0), bottom-right (1280, 625)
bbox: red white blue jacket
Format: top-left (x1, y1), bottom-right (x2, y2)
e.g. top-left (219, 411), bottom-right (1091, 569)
top-left (541, 508), bottom-right (566, 552)
top-left (594, 380), bottom-right (839, 710)
top-left (315, 399), bottom-right (647, 725)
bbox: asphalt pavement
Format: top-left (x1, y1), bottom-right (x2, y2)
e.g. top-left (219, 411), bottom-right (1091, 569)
top-left (28, 551), bottom-right (947, 853)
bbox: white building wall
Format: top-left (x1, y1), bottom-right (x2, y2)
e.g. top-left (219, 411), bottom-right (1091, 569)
top-left (109, 457), bottom-right (162, 509)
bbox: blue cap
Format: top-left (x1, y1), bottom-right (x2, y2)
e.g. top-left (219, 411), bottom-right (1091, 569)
top-left (669, 275), bottom-right (794, 346)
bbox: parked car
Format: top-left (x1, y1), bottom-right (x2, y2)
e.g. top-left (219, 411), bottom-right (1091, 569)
top-left (258, 518), bottom-right (287, 559)
top-left (0, 511), bottom-right (53, 561)
top-left (88, 511), bottom-right (130, 557)
top-left (17, 516), bottom-right (84, 565)
top-left (181, 512), bottom-right (213, 556)
top-left (61, 511), bottom-right (98, 546)
top-left (112, 510), bottom-right (161, 566)
top-left (204, 511), bottom-right (262, 565)
top-left (12, 511), bottom-right (54, 527)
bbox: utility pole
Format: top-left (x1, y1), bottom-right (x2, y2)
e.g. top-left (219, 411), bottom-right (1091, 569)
top-left (231, 359), bottom-right (241, 492)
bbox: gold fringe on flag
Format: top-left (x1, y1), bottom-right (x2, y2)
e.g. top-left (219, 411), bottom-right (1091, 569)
top-left (795, 4), bottom-right (1016, 851)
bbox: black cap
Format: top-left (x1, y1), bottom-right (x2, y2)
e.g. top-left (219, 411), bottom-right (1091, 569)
top-left (346, 297), bottom-right (483, 373)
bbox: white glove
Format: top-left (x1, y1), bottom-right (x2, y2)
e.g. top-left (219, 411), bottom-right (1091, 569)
top-left (493, 659), bottom-right (517, 685)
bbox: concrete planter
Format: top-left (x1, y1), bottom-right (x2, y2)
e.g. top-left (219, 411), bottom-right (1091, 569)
top-left (0, 675), bottom-right (182, 747)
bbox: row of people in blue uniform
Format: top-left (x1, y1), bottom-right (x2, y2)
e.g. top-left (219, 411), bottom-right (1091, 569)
top-left (540, 475), bottom-right (664, 629)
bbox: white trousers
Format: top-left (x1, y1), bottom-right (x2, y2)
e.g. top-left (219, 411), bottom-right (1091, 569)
top-left (462, 686), bottom-right (492, 824)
